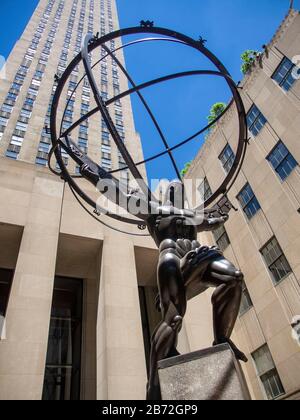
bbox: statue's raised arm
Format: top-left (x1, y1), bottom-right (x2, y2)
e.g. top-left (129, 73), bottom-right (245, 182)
top-left (60, 136), bottom-right (156, 222)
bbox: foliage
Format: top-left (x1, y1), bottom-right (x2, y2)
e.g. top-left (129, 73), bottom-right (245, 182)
top-left (180, 161), bottom-right (192, 177)
top-left (207, 102), bottom-right (227, 124)
top-left (204, 102), bottom-right (227, 140)
top-left (241, 50), bottom-right (259, 75)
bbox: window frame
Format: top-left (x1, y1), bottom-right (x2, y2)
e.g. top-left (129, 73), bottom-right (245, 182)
top-left (247, 105), bottom-right (267, 137)
top-left (272, 57), bottom-right (297, 91)
top-left (0, 116), bottom-right (8, 127)
top-left (267, 141), bottom-right (298, 181)
top-left (252, 344), bottom-right (285, 400)
top-left (219, 144), bottom-right (235, 174)
top-left (1, 104), bottom-right (13, 113)
top-left (239, 282), bottom-right (253, 316)
top-left (237, 183), bottom-right (261, 220)
top-left (213, 225), bottom-right (230, 252)
top-left (260, 237), bottom-right (292, 285)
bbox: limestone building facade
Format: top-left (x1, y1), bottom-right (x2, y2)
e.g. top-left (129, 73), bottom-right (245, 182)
top-left (186, 8), bottom-right (300, 401)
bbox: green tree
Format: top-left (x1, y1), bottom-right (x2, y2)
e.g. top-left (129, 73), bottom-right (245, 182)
top-left (207, 102), bottom-right (226, 124)
top-left (205, 102), bottom-right (227, 139)
top-left (180, 161), bottom-right (192, 177)
top-left (241, 50), bottom-right (259, 75)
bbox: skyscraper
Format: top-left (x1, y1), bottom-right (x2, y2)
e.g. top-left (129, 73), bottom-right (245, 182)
top-left (0, 0), bottom-right (144, 180)
top-left (0, 0), bottom-right (151, 401)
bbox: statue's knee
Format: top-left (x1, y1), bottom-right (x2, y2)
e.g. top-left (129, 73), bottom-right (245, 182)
top-left (211, 289), bottom-right (220, 306)
top-left (228, 270), bottom-right (244, 289)
top-left (234, 270), bottom-right (244, 284)
top-left (152, 316), bottom-right (182, 344)
top-left (226, 267), bottom-right (244, 286)
top-left (159, 239), bottom-right (176, 253)
top-left (211, 270), bottom-right (244, 306)
top-left (159, 252), bottom-right (179, 272)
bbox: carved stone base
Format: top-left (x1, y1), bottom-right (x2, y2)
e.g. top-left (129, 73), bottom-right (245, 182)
top-left (158, 344), bottom-right (251, 401)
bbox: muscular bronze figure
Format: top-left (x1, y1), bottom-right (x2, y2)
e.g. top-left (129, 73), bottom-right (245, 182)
top-left (66, 142), bottom-right (248, 401)
top-left (145, 181), bottom-right (247, 400)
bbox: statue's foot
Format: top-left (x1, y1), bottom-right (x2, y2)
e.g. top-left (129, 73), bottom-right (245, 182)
top-left (213, 338), bottom-right (248, 363)
top-left (169, 346), bottom-right (181, 357)
top-left (146, 382), bottom-right (161, 401)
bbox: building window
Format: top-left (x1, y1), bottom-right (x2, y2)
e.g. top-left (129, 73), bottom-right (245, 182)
top-left (13, 128), bottom-right (26, 138)
top-left (102, 131), bottom-right (110, 141)
top-left (15, 121), bottom-right (28, 132)
top-left (81, 103), bottom-right (89, 112)
top-left (5, 152), bottom-right (17, 159)
top-left (0, 117), bottom-right (8, 127)
top-left (6, 148), bottom-right (20, 160)
top-left (1, 104), bottom-right (13, 113)
top-left (198, 177), bottom-right (212, 202)
top-left (260, 237), bottom-right (292, 284)
top-left (78, 138), bottom-right (88, 148)
top-left (39, 142), bottom-right (50, 153)
top-left (79, 125), bottom-right (88, 134)
top-left (239, 282), bottom-right (253, 316)
top-left (237, 183), bottom-right (261, 219)
top-left (12, 82), bottom-right (22, 91)
top-left (7, 92), bottom-right (17, 102)
top-left (102, 152), bottom-right (111, 161)
top-left (267, 141), bottom-right (298, 181)
top-left (101, 144), bottom-right (111, 154)
top-left (0, 269), bottom-right (14, 319)
top-left (213, 225), bottom-right (230, 252)
top-left (25, 97), bottom-right (35, 107)
top-left (42, 277), bottom-right (83, 401)
top-left (28, 87), bottom-right (38, 96)
top-left (252, 345), bottom-right (285, 400)
top-left (247, 105), bottom-right (267, 137)
top-left (272, 57), bottom-right (298, 91)
top-left (102, 158), bottom-right (112, 169)
top-left (20, 108), bottom-right (31, 119)
top-left (219, 144), bottom-right (235, 174)
top-left (36, 150), bottom-right (49, 166)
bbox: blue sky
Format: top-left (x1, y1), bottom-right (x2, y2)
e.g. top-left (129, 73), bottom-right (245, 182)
top-left (0, 0), bottom-right (299, 182)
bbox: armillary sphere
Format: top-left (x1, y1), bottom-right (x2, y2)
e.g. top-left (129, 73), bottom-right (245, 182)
top-left (48, 24), bottom-right (248, 236)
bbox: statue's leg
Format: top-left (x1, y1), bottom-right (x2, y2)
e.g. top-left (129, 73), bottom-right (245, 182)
top-left (147, 239), bottom-right (187, 400)
top-left (205, 258), bottom-right (248, 362)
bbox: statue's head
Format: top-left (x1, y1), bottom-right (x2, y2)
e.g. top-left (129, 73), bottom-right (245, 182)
top-left (163, 180), bottom-right (185, 209)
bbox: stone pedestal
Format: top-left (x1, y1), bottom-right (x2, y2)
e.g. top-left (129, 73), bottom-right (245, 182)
top-left (158, 344), bottom-right (251, 401)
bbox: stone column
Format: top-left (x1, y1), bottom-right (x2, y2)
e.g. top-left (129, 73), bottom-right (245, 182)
top-left (97, 232), bottom-right (147, 400)
top-left (0, 175), bottom-right (64, 400)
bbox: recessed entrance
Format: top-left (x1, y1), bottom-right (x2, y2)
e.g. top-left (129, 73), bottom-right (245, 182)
top-left (42, 276), bottom-right (83, 400)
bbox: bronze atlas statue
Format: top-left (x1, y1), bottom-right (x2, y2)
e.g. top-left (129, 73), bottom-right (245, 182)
top-left (48, 24), bottom-right (249, 400)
